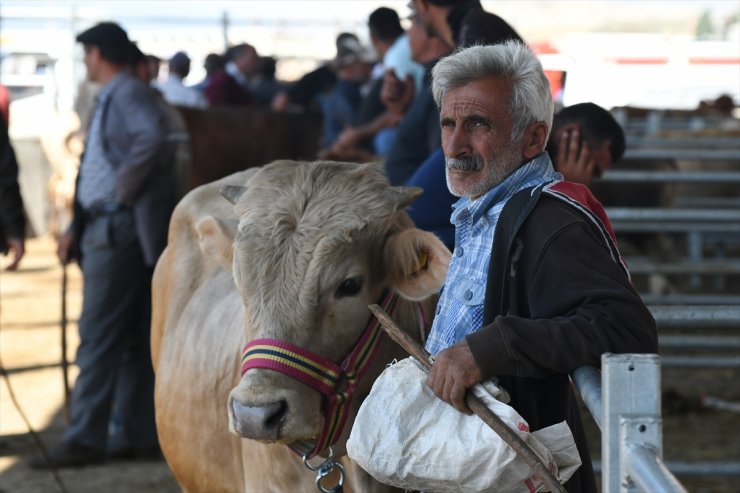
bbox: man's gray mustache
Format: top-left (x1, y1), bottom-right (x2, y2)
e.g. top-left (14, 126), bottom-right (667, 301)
top-left (445, 155), bottom-right (484, 171)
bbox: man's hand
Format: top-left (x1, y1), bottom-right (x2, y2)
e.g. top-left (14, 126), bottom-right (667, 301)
top-left (380, 69), bottom-right (414, 116)
top-left (4, 238), bottom-right (25, 271)
top-left (555, 128), bottom-right (595, 186)
top-left (427, 340), bottom-right (482, 415)
top-left (57, 231), bottom-right (74, 266)
top-left (332, 127), bottom-right (361, 153)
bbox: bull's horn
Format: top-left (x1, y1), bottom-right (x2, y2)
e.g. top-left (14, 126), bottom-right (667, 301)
top-left (389, 186), bottom-right (423, 209)
top-left (220, 185), bottom-right (248, 205)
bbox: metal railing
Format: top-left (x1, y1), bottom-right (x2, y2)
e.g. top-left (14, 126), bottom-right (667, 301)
top-left (572, 353), bottom-right (740, 492)
top-left (606, 207), bottom-right (740, 233)
top-left (600, 170), bottom-right (740, 183)
top-left (649, 305), bottom-right (740, 368)
top-left (572, 354), bottom-right (689, 493)
top-left (622, 149), bottom-right (740, 161)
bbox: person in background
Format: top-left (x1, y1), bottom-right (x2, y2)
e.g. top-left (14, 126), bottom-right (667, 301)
top-left (204, 43), bottom-right (259, 106)
top-left (330, 7), bottom-right (426, 157)
top-left (145, 54), bottom-right (161, 84)
top-left (319, 35), bottom-right (376, 150)
top-left (423, 42), bottom-right (657, 492)
top-left (384, 9), bottom-right (451, 185)
top-left (270, 32), bottom-right (357, 114)
top-left (31, 21), bottom-right (174, 468)
top-left (250, 56), bottom-right (284, 107)
top-left (154, 51), bottom-right (207, 108)
top-left (192, 53), bottom-right (226, 93)
top-left (0, 84), bottom-right (11, 126)
top-left (412, 0), bottom-right (522, 48)
top-left (0, 117), bottom-right (25, 271)
top-left (546, 102), bottom-right (626, 186)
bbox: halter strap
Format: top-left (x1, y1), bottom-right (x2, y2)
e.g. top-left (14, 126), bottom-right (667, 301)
top-left (240, 291), bottom-right (402, 459)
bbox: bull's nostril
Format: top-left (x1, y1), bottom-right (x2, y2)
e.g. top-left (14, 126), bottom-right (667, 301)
top-left (231, 399), bottom-right (287, 440)
top-left (265, 400), bottom-right (287, 430)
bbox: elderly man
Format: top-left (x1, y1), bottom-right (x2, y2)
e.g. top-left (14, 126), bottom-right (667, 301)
top-left (424, 42), bottom-right (658, 492)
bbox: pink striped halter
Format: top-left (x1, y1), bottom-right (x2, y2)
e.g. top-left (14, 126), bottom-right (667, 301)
top-left (240, 291), bottom-right (424, 459)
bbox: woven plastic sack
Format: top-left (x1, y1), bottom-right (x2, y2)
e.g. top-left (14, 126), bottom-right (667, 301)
top-left (347, 357), bottom-right (581, 493)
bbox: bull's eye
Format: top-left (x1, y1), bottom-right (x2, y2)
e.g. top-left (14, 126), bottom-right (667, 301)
top-left (335, 277), bottom-right (363, 298)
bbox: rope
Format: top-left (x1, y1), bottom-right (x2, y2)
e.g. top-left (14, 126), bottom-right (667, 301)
top-left (0, 259), bottom-right (70, 493)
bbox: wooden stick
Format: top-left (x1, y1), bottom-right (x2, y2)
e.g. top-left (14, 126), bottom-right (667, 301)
top-left (61, 264), bottom-right (70, 424)
top-left (369, 304), bottom-right (568, 493)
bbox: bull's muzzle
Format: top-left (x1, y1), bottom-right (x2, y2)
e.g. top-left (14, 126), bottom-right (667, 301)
top-left (230, 398), bottom-right (287, 440)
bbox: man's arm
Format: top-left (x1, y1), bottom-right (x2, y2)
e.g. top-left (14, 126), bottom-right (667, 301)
top-left (467, 220), bottom-right (658, 380)
top-left (112, 82), bottom-right (167, 206)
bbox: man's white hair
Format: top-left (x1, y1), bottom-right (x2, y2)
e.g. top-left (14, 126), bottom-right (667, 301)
top-left (432, 41), bottom-right (554, 144)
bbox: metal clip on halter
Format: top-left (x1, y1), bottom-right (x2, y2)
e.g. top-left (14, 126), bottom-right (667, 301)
top-left (303, 447), bottom-right (345, 493)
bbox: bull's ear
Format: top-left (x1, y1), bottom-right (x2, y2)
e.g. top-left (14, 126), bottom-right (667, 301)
top-left (389, 186), bottom-right (423, 210)
top-left (220, 185), bottom-right (247, 205)
top-left (384, 229), bottom-right (451, 301)
top-left (195, 215), bottom-right (235, 272)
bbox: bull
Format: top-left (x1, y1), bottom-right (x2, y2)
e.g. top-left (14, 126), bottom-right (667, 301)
top-left (151, 160), bottom-right (451, 492)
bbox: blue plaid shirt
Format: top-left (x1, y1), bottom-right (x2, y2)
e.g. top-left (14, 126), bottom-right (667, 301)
top-left (425, 152), bottom-right (561, 355)
top-left (77, 74), bottom-right (124, 209)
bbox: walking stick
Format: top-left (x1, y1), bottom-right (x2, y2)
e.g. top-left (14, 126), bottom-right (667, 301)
top-left (369, 304), bottom-right (568, 493)
top-left (60, 264), bottom-right (71, 424)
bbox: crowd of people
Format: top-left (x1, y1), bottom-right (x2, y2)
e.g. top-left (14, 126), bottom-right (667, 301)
top-left (7, 2), bottom-right (664, 492)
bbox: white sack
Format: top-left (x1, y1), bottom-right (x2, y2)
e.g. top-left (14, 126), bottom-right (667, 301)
top-left (347, 357), bottom-right (581, 493)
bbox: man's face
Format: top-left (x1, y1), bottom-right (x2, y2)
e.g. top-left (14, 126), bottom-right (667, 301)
top-left (83, 45), bottom-right (102, 82)
top-left (440, 76), bottom-right (524, 199)
top-left (590, 139), bottom-right (613, 178)
top-left (407, 14), bottom-right (426, 62)
top-left (236, 47), bottom-right (260, 76)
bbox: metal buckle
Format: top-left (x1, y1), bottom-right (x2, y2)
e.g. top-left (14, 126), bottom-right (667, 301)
top-left (303, 447), bottom-right (345, 493)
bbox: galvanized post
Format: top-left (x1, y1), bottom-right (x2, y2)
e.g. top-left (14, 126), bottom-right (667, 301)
top-left (602, 353), bottom-right (662, 493)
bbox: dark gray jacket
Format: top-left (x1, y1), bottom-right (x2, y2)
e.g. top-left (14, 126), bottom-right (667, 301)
top-left (0, 118), bottom-right (25, 253)
top-left (72, 73), bottom-right (175, 266)
top-left (467, 182), bottom-right (658, 493)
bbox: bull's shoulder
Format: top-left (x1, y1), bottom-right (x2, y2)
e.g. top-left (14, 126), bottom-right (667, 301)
top-left (152, 168), bottom-right (258, 369)
top-left (174, 168), bottom-right (259, 224)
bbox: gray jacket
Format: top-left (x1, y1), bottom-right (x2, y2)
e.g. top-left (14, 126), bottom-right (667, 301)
top-left (73, 72), bottom-right (175, 266)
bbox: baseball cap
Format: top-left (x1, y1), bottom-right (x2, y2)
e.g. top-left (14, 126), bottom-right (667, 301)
top-left (335, 36), bottom-right (377, 67)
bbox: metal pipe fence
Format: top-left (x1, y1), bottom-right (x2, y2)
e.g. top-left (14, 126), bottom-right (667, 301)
top-left (627, 258), bottom-right (740, 275)
top-left (571, 355), bottom-right (740, 492)
top-left (627, 137), bottom-right (740, 149)
top-left (600, 170), bottom-right (740, 183)
top-left (640, 294), bottom-right (740, 305)
top-left (622, 149), bottom-right (740, 161)
top-left (648, 305), bottom-right (740, 330)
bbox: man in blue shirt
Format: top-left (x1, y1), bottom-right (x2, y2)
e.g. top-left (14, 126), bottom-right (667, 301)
top-left (423, 42), bottom-right (657, 493)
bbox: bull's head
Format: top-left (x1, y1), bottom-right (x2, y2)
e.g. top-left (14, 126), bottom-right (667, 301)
top-left (195, 160), bottom-right (450, 456)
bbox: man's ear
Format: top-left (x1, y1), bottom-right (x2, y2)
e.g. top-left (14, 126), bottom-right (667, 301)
top-left (522, 122), bottom-right (549, 160)
top-left (384, 229), bottom-right (451, 301)
top-left (195, 216), bottom-right (235, 272)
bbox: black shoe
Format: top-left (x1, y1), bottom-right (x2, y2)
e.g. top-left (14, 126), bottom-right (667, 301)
top-left (107, 445), bottom-right (162, 462)
top-left (29, 441), bottom-right (104, 469)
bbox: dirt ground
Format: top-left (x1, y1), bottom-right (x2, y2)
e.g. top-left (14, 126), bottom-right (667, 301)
top-left (1, 236), bottom-right (738, 493)
top-left (0, 237), bottom-right (178, 493)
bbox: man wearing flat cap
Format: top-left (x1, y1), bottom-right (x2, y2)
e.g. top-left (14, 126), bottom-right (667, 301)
top-left (32, 21), bottom-right (174, 468)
